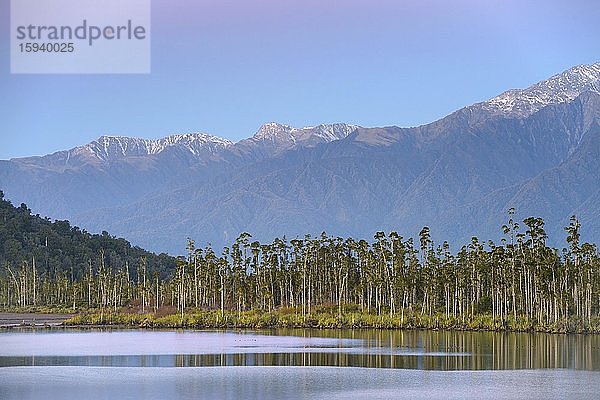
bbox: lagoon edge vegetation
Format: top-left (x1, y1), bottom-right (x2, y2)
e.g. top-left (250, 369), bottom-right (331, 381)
top-left (1, 191), bottom-right (599, 334)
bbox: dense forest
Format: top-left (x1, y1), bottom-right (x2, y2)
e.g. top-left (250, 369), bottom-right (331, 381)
top-left (2, 190), bottom-right (600, 332)
top-left (0, 191), bottom-right (175, 309)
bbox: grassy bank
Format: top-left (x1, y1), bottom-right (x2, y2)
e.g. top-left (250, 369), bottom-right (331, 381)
top-left (62, 306), bottom-right (600, 334)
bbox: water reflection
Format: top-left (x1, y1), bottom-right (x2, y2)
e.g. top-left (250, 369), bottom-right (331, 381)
top-left (270, 329), bottom-right (600, 370)
top-left (1, 329), bottom-right (599, 370)
top-left (0, 352), bottom-right (469, 369)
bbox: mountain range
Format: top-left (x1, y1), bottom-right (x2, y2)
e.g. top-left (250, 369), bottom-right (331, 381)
top-left (2, 62), bottom-right (600, 254)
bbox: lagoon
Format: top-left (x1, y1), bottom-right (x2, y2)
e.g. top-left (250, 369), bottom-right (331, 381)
top-left (1, 329), bottom-right (599, 399)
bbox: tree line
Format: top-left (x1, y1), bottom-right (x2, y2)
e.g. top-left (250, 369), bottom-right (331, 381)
top-left (2, 190), bottom-right (599, 329)
top-left (168, 211), bottom-right (598, 327)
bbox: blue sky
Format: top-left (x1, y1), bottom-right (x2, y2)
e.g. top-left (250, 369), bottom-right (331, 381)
top-left (1, 0), bottom-right (600, 159)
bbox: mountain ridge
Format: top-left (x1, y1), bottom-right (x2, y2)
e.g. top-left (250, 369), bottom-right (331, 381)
top-left (477, 62), bottom-right (600, 118)
top-left (2, 62), bottom-right (600, 254)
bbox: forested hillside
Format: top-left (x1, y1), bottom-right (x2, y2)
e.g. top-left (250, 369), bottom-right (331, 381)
top-left (0, 190), bottom-right (175, 287)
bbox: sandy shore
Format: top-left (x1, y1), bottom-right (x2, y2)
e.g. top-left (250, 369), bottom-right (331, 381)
top-left (0, 313), bottom-right (74, 328)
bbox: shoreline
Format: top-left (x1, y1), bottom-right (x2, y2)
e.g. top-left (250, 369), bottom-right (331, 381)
top-left (0, 313), bottom-right (75, 328)
top-left (2, 309), bottom-right (599, 335)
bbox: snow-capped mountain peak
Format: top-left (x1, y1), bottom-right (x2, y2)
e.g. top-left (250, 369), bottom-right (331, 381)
top-left (252, 122), bottom-right (360, 147)
top-left (80, 133), bottom-right (233, 161)
top-left (479, 62), bottom-right (600, 118)
top-left (253, 122), bottom-right (297, 142)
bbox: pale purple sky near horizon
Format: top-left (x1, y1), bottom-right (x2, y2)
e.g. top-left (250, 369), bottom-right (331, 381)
top-left (1, 0), bottom-right (600, 159)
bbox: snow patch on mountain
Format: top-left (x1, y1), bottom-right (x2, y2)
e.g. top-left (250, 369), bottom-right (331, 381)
top-left (252, 122), bottom-right (360, 145)
top-left (479, 62), bottom-right (600, 118)
top-left (80, 133), bottom-right (233, 161)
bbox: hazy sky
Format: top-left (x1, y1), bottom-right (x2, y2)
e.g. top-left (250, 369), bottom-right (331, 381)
top-left (1, 0), bottom-right (600, 159)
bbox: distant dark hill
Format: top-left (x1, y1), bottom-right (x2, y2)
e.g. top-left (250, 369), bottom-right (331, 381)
top-left (1, 63), bottom-right (600, 253)
top-left (0, 191), bottom-right (175, 279)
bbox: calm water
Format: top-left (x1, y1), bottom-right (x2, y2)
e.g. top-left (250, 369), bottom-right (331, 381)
top-left (1, 329), bottom-right (600, 399)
